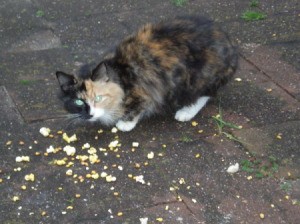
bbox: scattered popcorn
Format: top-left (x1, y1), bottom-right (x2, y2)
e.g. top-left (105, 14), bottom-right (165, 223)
top-left (109, 140), bottom-right (119, 148)
top-left (132, 142), bottom-right (139, 147)
top-left (24, 173), bottom-right (35, 182)
top-left (179, 178), bottom-right (186, 185)
top-left (226, 163), bottom-right (239, 174)
top-left (41, 211), bottom-right (47, 216)
top-left (6, 141), bottom-right (12, 146)
top-left (63, 145), bottom-right (76, 156)
top-left (88, 147), bottom-right (97, 155)
top-left (46, 145), bottom-right (55, 153)
top-left (259, 213), bottom-right (265, 219)
top-left (21, 185), bottom-right (27, 190)
top-left (117, 212), bottom-right (123, 217)
top-left (62, 133), bottom-right (77, 143)
top-left (91, 172), bottom-right (99, 179)
top-left (276, 133), bottom-right (282, 139)
top-left (75, 194), bottom-right (81, 198)
top-left (235, 77), bottom-right (242, 82)
top-left (89, 154), bottom-right (99, 164)
top-left (192, 198), bottom-right (197, 203)
top-left (118, 166), bottom-right (123, 171)
top-left (195, 153), bottom-right (201, 158)
top-left (156, 218), bottom-right (164, 222)
top-left (140, 217), bottom-right (148, 224)
top-left (191, 121), bottom-right (198, 126)
top-left (15, 156), bottom-right (30, 162)
top-left (266, 88), bottom-right (273, 92)
top-left (247, 176), bottom-right (253, 180)
top-left (285, 195), bottom-right (290, 200)
top-left (97, 129), bottom-right (103, 134)
top-left (101, 172), bottom-right (108, 178)
top-left (82, 143), bottom-right (90, 149)
top-left (76, 155), bottom-right (89, 162)
top-left (135, 175), bottom-right (145, 184)
top-left (12, 196), bottom-right (20, 201)
top-left (106, 175), bottom-right (117, 182)
top-left (111, 127), bottom-right (118, 133)
top-left (147, 151), bottom-right (154, 159)
top-left (66, 169), bottom-right (73, 176)
top-left (55, 159), bottom-right (66, 166)
top-left (66, 206), bottom-right (73, 210)
top-left (39, 127), bottom-right (51, 137)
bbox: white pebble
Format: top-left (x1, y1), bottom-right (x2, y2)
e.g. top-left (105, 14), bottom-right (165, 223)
top-left (227, 163), bottom-right (239, 174)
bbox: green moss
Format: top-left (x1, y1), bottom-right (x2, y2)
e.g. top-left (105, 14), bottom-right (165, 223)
top-left (241, 10), bottom-right (266, 21)
top-left (36, 10), bottom-right (45, 17)
top-left (172, 0), bottom-right (187, 7)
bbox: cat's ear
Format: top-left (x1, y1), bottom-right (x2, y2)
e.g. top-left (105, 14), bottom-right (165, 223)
top-left (91, 62), bottom-right (109, 82)
top-left (56, 71), bottom-right (78, 93)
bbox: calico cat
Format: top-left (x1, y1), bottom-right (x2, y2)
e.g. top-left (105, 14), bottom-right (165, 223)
top-left (56, 16), bottom-right (238, 132)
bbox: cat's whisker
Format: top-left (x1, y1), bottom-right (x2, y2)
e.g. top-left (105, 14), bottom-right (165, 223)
top-left (63, 114), bottom-right (82, 129)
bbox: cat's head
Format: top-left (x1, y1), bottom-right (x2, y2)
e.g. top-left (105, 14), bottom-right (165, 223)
top-left (56, 62), bottom-right (125, 125)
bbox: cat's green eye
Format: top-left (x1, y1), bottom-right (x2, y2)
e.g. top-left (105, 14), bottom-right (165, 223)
top-left (94, 95), bottom-right (103, 102)
top-left (74, 99), bottom-right (84, 106)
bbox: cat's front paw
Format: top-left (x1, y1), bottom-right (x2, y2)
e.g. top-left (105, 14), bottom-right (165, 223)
top-left (175, 109), bottom-right (194, 122)
top-left (116, 120), bottom-right (137, 132)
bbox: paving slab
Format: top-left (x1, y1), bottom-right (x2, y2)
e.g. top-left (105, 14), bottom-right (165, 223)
top-left (1, 0), bottom-right (300, 223)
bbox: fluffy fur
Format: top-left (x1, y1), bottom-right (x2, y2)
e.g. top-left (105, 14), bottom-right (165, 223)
top-left (56, 16), bottom-right (238, 131)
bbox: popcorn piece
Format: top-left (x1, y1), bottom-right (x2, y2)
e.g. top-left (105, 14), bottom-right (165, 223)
top-left (135, 175), bottom-right (145, 184)
top-left (24, 173), bottom-right (35, 182)
top-left (260, 213), bottom-right (265, 219)
top-left (82, 143), bottom-right (90, 149)
top-left (88, 147), bottom-right (97, 155)
top-left (156, 218), bottom-right (164, 222)
top-left (111, 127), bottom-right (118, 133)
top-left (140, 217), bottom-right (148, 224)
top-left (12, 196), bottom-right (20, 202)
top-left (89, 154), bottom-right (99, 164)
top-left (191, 121), bottom-right (198, 126)
top-left (132, 142), bottom-right (139, 147)
top-left (39, 127), bottom-right (51, 137)
top-left (46, 145), bottom-right (55, 153)
top-left (91, 172), bottom-right (99, 179)
top-left (101, 172), bottom-right (108, 178)
top-left (179, 178), bottom-right (186, 185)
top-left (55, 159), bottom-right (66, 166)
top-left (15, 156), bottom-right (30, 163)
top-left (234, 78), bottom-right (242, 82)
top-left (226, 163), bottom-right (239, 174)
top-left (147, 152), bottom-right (154, 159)
top-left (76, 155), bottom-right (89, 162)
top-left (106, 175), bottom-right (117, 182)
top-left (63, 145), bottom-right (76, 156)
top-left (109, 140), bottom-right (119, 148)
top-left (66, 169), bottom-right (73, 176)
top-left (62, 133), bottom-right (77, 143)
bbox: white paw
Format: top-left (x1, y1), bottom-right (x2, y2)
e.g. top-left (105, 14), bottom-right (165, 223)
top-left (116, 120), bottom-right (137, 132)
top-left (175, 109), bottom-right (194, 122)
